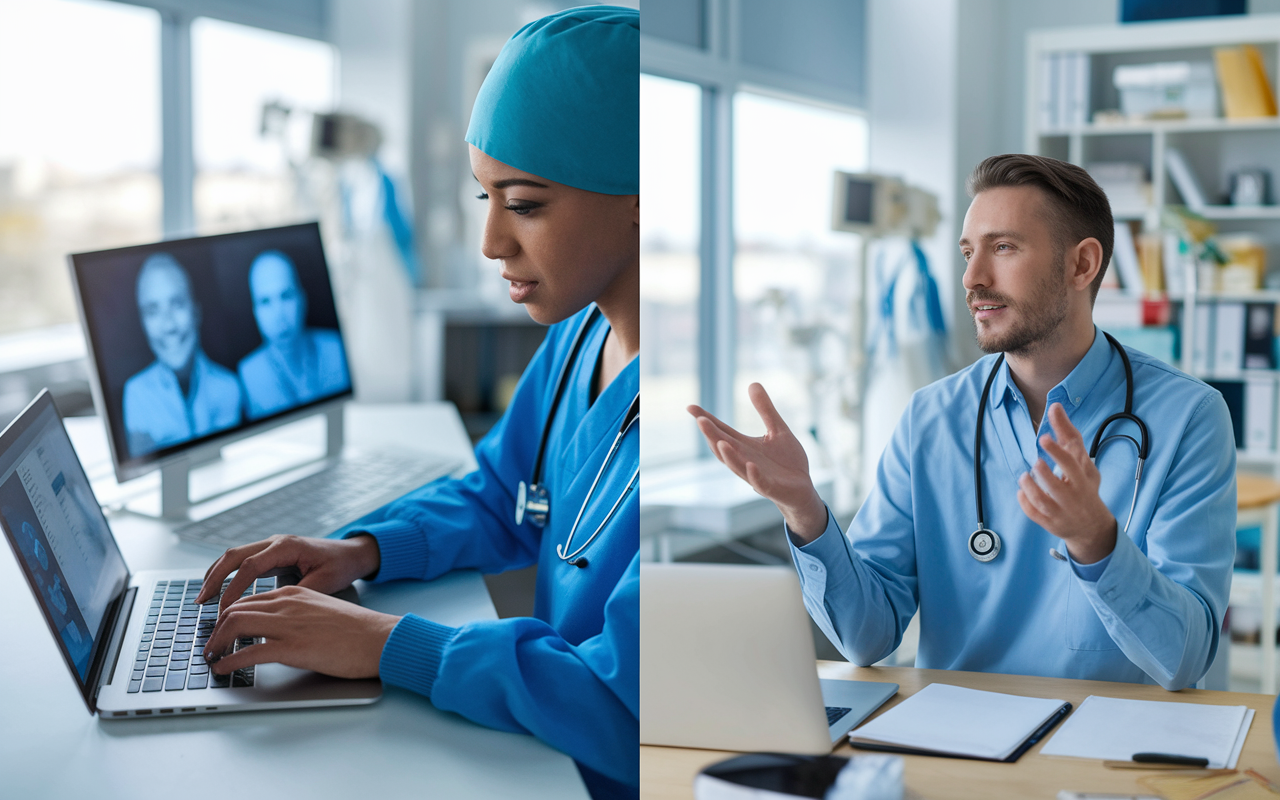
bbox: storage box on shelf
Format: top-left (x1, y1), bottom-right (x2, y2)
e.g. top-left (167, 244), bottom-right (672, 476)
top-left (1028, 14), bottom-right (1280, 691)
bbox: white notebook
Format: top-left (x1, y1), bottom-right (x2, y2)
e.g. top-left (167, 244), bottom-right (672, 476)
top-left (1039, 695), bottom-right (1253, 769)
top-left (848, 683), bottom-right (1070, 761)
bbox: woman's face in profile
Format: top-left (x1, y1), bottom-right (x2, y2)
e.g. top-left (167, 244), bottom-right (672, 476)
top-left (469, 145), bottom-right (638, 326)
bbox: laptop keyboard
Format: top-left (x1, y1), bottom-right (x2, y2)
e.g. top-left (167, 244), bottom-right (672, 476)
top-left (174, 451), bottom-right (460, 550)
top-left (126, 576), bottom-right (275, 693)
top-left (826, 706), bottom-right (852, 726)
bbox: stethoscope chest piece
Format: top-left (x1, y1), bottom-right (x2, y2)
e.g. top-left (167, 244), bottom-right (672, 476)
top-left (515, 480), bottom-right (550, 528)
top-left (969, 528), bottom-right (1001, 562)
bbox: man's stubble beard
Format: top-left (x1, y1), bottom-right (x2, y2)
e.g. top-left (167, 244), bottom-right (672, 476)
top-left (969, 250), bottom-right (1070, 357)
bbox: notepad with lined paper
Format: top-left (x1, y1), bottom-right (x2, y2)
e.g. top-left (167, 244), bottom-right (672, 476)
top-left (848, 683), bottom-right (1071, 762)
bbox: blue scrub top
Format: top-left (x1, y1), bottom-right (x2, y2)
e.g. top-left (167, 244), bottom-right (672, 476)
top-left (790, 328), bottom-right (1236, 691)
top-left (343, 305), bottom-right (638, 800)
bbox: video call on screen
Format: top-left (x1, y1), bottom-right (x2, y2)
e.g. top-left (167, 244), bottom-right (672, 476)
top-left (72, 223), bottom-right (352, 466)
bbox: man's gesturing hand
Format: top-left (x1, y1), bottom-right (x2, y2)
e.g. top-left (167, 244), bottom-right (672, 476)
top-left (687, 382), bottom-right (827, 542)
top-left (1016, 403), bottom-right (1118, 565)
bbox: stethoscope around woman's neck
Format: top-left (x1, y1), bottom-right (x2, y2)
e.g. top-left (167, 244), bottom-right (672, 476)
top-left (513, 307), bottom-right (640, 568)
top-left (969, 332), bottom-right (1150, 563)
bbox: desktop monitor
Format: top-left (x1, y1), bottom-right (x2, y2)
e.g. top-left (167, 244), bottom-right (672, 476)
top-left (68, 222), bottom-right (354, 485)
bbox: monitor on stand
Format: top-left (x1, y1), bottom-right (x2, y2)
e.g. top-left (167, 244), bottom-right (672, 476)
top-left (68, 222), bottom-right (354, 520)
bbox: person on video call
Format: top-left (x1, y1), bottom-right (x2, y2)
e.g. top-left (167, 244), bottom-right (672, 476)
top-left (195, 8), bottom-right (639, 799)
top-left (690, 154), bottom-right (1236, 692)
top-left (237, 249), bottom-right (350, 419)
top-left (122, 253), bottom-right (242, 457)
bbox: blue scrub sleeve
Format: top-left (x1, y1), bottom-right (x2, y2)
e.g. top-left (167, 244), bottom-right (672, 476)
top-left (377, 554), bottom-right (640, 789)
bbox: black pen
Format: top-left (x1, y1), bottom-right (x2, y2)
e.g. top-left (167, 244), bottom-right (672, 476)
top-left (1132, 752), bottom-right (1210, 768)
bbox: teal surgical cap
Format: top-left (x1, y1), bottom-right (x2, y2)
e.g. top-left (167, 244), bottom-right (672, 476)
top-left (465, 5), bottom-right (639, 196)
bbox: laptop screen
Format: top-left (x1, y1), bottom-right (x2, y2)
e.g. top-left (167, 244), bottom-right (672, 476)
top-left (69, 222), bottom-right (353, 481)
top-left (0, 392), bottom-right (129, 695)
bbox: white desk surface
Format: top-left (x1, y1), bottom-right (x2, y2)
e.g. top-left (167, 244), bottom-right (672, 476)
top-left (0, 403), bottom-right (588, 799)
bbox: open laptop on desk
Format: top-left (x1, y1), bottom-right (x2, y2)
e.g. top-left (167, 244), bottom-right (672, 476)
top-left (640, 562), bottom-right (898, 754)
top-left (0, 390), bottom-right (382, 717)
top-left (68, 222), bottom-right (459, 547)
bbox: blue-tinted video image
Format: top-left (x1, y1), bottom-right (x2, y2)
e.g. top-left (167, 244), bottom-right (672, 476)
top-left (0, 473), bottom-right (94, 679)
top-left (123, 253), bottom-right (243, 456)
top-left (238, 250), bottom-right (349, 420)
top-left (72, 223), bottom-right (351, 466)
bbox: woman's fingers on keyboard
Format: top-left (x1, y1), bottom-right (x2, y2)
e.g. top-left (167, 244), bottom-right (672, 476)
top-left (204, 586), bottom-right (397, 679)
top-left (215, 537), bottom-right (303, 614)
top-left (197, 539), bottom-right (274, 604)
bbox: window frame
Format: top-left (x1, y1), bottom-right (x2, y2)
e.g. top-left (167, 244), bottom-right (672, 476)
top-left (641, 0), bottom-right (867, 436)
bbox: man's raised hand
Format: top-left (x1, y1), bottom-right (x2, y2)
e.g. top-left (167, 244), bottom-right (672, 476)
top-left (687, 383), bottom-right (827, 541)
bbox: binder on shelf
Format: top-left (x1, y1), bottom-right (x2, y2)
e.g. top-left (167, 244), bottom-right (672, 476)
top-left (1244, 303), bottom-right (1276, 369)
top-left (1191, 303), bottom-right (1214, 375)
top-left (1069, 51), bottom-right (1090, 127)
top-left (1244, 376), bottom-right (1276, 453)
top-left (1039, 53), bottom-right (1056, 130)
top-left (1057, 52), bottom-right (1073, 130)
top-left (1040, 51), bottom-right (1089, 129)
top-left (1165, 148), bottom-right (1208, 210)
top-left (1214, 44), bottom-right (1278, 120)
top-left (1112, 222), bottom-right (1145, 296)
top-left (1207, 379), bottom-right (1247, 449)
top-left (1214, 302), bottom-right (1246, 378)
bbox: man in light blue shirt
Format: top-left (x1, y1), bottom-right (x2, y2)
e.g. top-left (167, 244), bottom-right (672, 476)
top-left (238, 250), bottom-right (350, 420)
top-left (123, 253), bottom-right (242, 457)
top-left (689, 154), bottom-right (1235, 691)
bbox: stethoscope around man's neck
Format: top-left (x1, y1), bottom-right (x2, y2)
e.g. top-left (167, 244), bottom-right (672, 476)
top-left (514, 306), bottom-right (640, 568)
top-left (969, 332), bottom-right (1150, 563)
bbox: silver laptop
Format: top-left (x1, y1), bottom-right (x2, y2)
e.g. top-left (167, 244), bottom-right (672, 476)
top-left (0, 390), bottom-right (381, 718)
top-left (640, 562), bottom-right (897, 753)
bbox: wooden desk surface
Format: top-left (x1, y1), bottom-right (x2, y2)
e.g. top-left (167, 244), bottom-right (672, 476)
top-left (641, 662), bottom-right (1280, 800)
top-left (1238, 471), bottom-right (1280, 509)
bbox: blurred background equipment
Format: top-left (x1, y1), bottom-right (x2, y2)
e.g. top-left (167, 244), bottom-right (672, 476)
top-left (831, 172), bottom-right (946, 501)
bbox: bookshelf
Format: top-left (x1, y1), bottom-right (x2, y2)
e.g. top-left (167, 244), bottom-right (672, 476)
top-left (1027, 14), bottom-right (1280, 691)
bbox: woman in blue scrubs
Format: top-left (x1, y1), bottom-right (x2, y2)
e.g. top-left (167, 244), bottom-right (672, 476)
top-left (193, 8), bottom-right (639, 799)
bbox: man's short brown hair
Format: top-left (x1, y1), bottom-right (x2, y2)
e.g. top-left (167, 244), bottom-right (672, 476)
top-left (966, 154), bottom-right (1114, 302)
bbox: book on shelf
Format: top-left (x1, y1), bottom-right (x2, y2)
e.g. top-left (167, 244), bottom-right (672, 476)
top-left (1089, 162), bottom-right (1150, 215)
top-left (1111, 222), bottom-right (1145, 296)
top-left (1138, 232), bottom-right (1163, 294)
top-left (1214, 44), bottom-right (1278, 120)
top-left (1161, 231), bottom-right (1189, 297)
top-left (1165, 148), bottom-right (1208, 210)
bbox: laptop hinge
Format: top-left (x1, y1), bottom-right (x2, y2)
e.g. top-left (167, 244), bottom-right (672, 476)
top-left (92, 587), bottom-right (137, 710)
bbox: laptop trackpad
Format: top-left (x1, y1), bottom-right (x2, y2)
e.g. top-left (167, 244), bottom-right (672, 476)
top-left (821, 679), bottom-right (898, 741)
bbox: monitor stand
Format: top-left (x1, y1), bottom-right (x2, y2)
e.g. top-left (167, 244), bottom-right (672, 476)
top-left (156, 406), bottom-right (345, 520)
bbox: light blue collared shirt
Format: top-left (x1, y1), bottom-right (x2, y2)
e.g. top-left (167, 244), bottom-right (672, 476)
top-left (791, 328), bottom-right (1236, 690)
